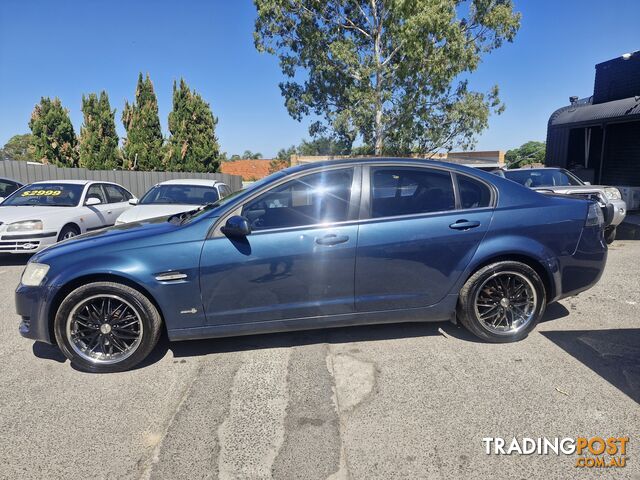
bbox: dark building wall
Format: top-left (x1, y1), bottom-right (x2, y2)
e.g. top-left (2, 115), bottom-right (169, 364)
top-left (545, 126), bottom-right (569, 168)
top-left (593, 52), bottom-right (640, 104)
top-left (601, 121), bottom-right (640, 185)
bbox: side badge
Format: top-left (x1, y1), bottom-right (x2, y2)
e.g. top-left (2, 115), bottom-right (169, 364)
top-left (180, 308), bottom-right (198, 315)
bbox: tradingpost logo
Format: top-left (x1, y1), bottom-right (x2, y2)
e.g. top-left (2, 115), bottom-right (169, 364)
top-left (482, 436), bottom-right (628, 468)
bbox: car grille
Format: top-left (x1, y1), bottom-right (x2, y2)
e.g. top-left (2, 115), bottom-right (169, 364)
top-left (0, 240), bottom-right (40, 252)
top-left (568, 192), bottom-right (606, 206)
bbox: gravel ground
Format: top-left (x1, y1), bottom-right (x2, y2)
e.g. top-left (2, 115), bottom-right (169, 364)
top-left (0, 241), bottom-right (638, 479)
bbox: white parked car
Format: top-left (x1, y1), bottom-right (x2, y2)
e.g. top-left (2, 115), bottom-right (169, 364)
top-left (0, 180), bottom-right (135, 254)
top-left (115, 179), bottom-right (231, 224)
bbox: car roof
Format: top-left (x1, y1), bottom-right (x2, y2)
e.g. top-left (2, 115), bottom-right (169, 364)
top-left (282, 157), bottom-right (497, 177)
top-left (31, 179), bottom-right (91, 185)
top-left (156, 179), bottom-right (224, 186)
top-left (505, 167), bottom-right (563, 172)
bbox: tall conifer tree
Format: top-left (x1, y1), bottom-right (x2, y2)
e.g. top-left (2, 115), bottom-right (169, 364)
top-left (122, 73), bottom-right (164, 170)
top-left (79, 91), bottom-right (120, 170)
top-left (29, 97), bottom-right (78, 167)
top-left (166, 79), bottom-right (220, 172)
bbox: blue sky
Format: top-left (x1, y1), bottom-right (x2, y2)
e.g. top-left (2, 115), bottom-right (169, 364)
top-left (0, 0), bottom-right (638, 157)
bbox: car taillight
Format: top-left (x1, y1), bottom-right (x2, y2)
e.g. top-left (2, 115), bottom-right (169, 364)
top-left (585, 202), bottom-right (604, 227)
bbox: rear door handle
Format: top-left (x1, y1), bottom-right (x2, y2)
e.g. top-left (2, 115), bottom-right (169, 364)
top-left (449, 220), bottom-right (481, 230)
top-left (315, 234), bottom-right (349, 246)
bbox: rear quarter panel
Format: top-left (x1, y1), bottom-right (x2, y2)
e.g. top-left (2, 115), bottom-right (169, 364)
top-left (448, 172), bottom-right (589, 298)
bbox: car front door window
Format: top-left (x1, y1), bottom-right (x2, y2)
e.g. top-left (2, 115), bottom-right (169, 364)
top-left (86, 185), bottom-right (107, 204)
top-left (242, 168), bottom-right (354, 230)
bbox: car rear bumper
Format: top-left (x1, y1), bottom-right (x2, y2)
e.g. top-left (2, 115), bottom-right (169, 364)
top-left (0, 231), bottom-right (57, 254)
top-left (550, 225), bottom-right (607, 302)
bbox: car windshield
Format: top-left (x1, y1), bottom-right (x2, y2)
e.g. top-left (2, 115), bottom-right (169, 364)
top-left (140, 185), bottom-right (219, 205)
top-left (504, 169), bottom-right (583, 187)
top-left (2, 183), bottom-right (84, 207)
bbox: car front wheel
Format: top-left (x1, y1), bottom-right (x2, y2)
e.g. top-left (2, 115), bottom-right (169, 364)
top-left (58, 224), bottom-right (80, 242)
top-left (457, 261), bottom-right (546, 342)
top-left (54, 282), bottom-right (162, 373)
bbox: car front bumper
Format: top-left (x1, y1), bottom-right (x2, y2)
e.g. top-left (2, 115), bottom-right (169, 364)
top-left (16, 283), bottom-right (60, 344)
top-left (0, 231), bottom-right (57, 254)
top-left (608, 199), bottom-right (626, 227)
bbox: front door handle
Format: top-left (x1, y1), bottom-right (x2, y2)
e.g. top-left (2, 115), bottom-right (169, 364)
top-left (315, 234), bottom-right (349, 246)
top-left (449, 220), bottom-right (481, 230)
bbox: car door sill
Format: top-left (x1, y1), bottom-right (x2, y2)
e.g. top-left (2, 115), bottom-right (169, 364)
top-left (168, 294), bottom-right (458, 341)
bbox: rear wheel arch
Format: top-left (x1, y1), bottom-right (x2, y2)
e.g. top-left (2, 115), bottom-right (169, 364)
top-left (464, 253), bottom-right (555, 301)
top-left (48, 273), bottom-right (166, 345)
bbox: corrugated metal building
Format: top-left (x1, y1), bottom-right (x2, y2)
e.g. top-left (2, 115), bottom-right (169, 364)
top-left (546, 51), bottom-right (640, 190)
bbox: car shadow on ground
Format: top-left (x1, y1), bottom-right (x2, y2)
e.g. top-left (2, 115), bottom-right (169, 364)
top-left (153, 302), bottom-right (572, 367)
top-left (541, 328), bottom-right (640, 404)
top-left (0, 254), bottom-right (32, 266)
top-left (31, 301), bottom-right (574, 372)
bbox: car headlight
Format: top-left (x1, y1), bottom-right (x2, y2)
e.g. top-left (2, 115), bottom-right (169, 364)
top-left (7, 220), bottom-right (43, 232)
top-left (21, 263), bottom-right (50, 286)
top-left (604, 187), bottom-right (622, 200)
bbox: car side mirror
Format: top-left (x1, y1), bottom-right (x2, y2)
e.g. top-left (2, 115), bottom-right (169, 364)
top-left (0, 197), bottom-right (5, 204)
top-left (129, 198), bottom-right (139, 205)
top-left (584, 181), bottom-right (591, 185)
top-left (85, 197), bottom-right (102, 206)
top-left (221, 215), bottom-right (251, 237)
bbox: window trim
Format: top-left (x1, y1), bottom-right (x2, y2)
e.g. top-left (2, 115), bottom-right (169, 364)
top-left (210, 165), bottom-right (362, 238)
top-left (208, 162), bottom-right (497, 238)
top-left (359, 164), bottom-right (497, 222)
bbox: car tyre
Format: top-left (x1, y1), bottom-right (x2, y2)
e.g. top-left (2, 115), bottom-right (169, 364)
top-left (457, 261), bottom-right (546, 343)
top-left (54, 282), bottom-right (163, 373)
top-left (58, 224), bottom-right (80, 242)
top-left (604, 226), bottom-right (616, 244)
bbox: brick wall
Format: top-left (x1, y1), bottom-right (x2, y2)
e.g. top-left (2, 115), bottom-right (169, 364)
top-left (220, 159), bottom-right (272, 181)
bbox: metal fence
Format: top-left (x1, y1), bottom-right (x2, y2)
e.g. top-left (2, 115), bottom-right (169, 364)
top-left (0, 160), bottom-right (243, 197)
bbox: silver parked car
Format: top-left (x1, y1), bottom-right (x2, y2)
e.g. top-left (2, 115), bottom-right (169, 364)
top-left (499, 167), bottom-right (626, 243)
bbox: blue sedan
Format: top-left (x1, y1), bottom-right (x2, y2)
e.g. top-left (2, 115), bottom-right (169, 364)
top-left (16, 159), bottom-right (607, 372)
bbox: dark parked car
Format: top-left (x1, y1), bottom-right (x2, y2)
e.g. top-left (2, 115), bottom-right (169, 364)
top-left (16, 159), bottom-right (607, 372)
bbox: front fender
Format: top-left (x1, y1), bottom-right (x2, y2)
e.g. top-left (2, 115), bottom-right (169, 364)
top-left (45, 240), bottom-right (207, 331)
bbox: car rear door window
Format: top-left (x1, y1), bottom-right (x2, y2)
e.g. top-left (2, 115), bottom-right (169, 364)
top-left (457, 175), bottom-right (492, 209)
top-left (103, 184), bottom-right (126, 203)
top-left (370, 168), bottom-right (455, 218)
top-left (242, 168), bottom-right (354, 230)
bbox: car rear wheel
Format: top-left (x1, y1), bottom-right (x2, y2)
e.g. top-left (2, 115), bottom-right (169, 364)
top-left (54, 282), bottom-right (162, 373)
top-left (457, 261), bottom-right (546, 342)
top-left (604, 226), bottom-right (616, 244)
top-left (58, 224), bottom-right (80, 242)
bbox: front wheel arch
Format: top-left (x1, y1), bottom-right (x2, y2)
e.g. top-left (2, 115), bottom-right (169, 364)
top-left (57, 223), bottom-right (81, 241)
top-left (48, 273), bottom-right (166, 345)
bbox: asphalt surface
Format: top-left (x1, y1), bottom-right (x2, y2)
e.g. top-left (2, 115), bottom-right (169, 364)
top-left (0, 242), bottom-right (638, 479)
